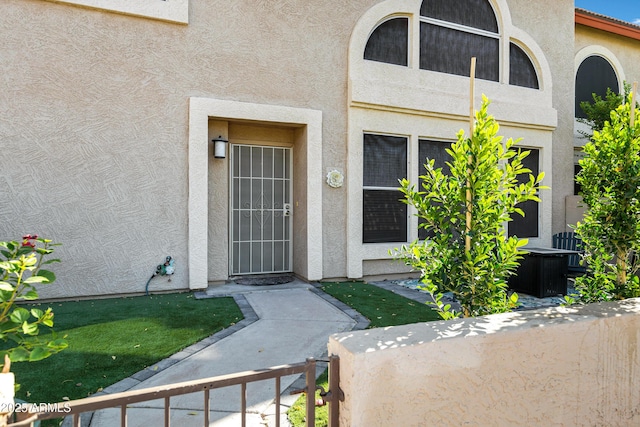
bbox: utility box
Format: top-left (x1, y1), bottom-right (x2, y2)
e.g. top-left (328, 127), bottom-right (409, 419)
top-left (508, 248), bottom-right (575, 298)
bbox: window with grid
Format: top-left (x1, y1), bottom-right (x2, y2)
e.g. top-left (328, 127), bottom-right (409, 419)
top-left (363, 134), bottom-right (408, 243)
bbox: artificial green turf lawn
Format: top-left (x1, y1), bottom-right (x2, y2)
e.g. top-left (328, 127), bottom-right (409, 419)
top-left (8, 293), bottom-right (243, 407)
top-left (288, 281), bottom-right (440, 426)
top-left (320, 281), bottom-right (441, 327)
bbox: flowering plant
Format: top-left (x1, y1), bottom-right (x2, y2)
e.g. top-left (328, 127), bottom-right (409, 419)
top-left (0, 235), bottom-right (67, 366)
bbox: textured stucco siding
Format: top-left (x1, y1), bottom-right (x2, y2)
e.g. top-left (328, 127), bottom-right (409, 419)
top-left (2, 3), bottom-right (194, 297)
top-left (0, 0), bottom-right (379, 297)
top-left (1, 0), bottom-right (627, 297)
top-left (509, 0), bottom-right (576, 235)
top-left (329, 298), bottom-right (640, 426)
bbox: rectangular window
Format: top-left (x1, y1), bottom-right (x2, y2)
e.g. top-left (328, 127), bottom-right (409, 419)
top-left (418, 139), bottom-right (452, 240)
top-left (508, 148), bottom-right (540, 238)
top-left (363, 134), bottom-right (407, 243)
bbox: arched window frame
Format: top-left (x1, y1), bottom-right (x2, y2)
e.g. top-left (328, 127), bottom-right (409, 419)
top-left (572, 46), bottom-right (625, 145)
top-left (419, 1), bottom-right (502, 82)
top-left (509, 40), bottom-right (540, 89)
top-left (573, 47), bottom-right (625, 119)
top-left (364, 15), bottom-right (411, 67)
top-left (572, 46), bottom-right (626, 194)
top-left (346, 0), bottom-right (556, 278)
top-left (360, 0), bottom-right (544, 90)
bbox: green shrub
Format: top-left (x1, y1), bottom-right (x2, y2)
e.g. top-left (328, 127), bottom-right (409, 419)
top-left (574, 93), bottom-right (640, 302)
top-left (393, 96), bottom-right (546, 318)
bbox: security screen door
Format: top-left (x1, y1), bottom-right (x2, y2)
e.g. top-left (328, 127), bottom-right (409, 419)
top-left (230, 145), bottom-right (292, 275)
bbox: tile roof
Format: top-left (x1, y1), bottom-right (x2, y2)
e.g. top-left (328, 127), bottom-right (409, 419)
top-left (576, 8), bottom-right (640, 41)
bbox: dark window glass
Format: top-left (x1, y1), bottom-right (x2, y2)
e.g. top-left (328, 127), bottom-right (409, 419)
top-left (513, 148), bottom-right (539, 186)
top-left (508, 199), bottom-right (539, 238)
top-left (418, 140), bottom-right (451, 240)
top-left (509, 43), bottom-right (539, 89)
top-left (508, 149), bottom-right (539, 238)
top-left (575, 56), bottom-right (619, 118)
top-left (363, 134), bottom-right (408, 243)
top-left (419, 139), bottom-right (450, 171)
top-left (363, 134), bottom-right (407, 187)
top-left (363, 190), bottom-right (408, 243)
top-left (574, 164), bottom-right (582, 196)
top-left (420, 23), bottom-right (499, 81)
top-left (364, 18), bottom-right (409, 66)
top-left (420, 0), bottom-right (498, 33)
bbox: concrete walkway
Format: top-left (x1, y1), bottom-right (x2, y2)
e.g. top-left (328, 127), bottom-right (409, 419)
top-left (82, 280), bottom-right (365, 427)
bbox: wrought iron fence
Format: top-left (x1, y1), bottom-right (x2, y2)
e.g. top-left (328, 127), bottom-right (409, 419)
top-left (7, 356), bottom-right (342, 427)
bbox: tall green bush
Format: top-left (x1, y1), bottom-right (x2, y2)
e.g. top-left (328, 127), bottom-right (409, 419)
top-left (393, 96), bottom-right (546, 319)
top-left (574, 93), bottom-right (640, 302)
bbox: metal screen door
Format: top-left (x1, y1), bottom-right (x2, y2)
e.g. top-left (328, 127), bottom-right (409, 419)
top-left (230, 145), bottom-right (292, 275)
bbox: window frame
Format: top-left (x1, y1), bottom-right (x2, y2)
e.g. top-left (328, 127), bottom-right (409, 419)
top-left (347, 0), bottom-right (555, 278)
top-left (419, 0), bottom-right (501, 82)
top-left (362, 133), bottom-right (410, 244)
top-left (509, 42), bottom-right (540, 89)
top-left (574, 54), bottom-right (620, 119)
top-left (417, 139), bottom-right (453, 241)
top-left (507, 147), bottom-right (541, 239)
top-left (364, 16), bottom-right (411, 67)
top-left (361, 1), bottom-right (542, 90)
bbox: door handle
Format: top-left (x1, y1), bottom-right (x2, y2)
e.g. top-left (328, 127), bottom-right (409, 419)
top-left (284, 203), bottom-right (292, 217)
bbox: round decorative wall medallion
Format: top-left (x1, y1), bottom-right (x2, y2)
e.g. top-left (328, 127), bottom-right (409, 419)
top-left (326, 169), bottom-right (344, 188)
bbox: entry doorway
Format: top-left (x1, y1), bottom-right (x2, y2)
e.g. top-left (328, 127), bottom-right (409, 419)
top-left (230, 145), bottom-right (293, 275)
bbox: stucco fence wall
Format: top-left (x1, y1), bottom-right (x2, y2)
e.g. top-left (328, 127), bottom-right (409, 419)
top-left (328, 298), bottom-right (640, 426)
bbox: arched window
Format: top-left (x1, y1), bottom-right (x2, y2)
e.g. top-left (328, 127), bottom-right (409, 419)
top-left (361, 0), bottom-right (540, 89)
top-left (364, 17), bottom-right (409, 66)
top-left (420, 0), bottom-right (498, 31)
top-left (510, 42), bottom-right (539, 89)
top-left (575, 55), bottom-right (619, 118)
top-left (420, 0), bottom-right (499, 81)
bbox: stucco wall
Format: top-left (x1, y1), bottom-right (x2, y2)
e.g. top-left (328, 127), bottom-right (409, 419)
top-left (2, 2), bottom-right (193, 297)
top-left (509, 0), bottom-right (576, 235)
top-left (329, 298), bottom-right (640, 426)
top-left (0, 0), bottom-right (381, 297)
top-left (1, 0), bottom-right (617, 297)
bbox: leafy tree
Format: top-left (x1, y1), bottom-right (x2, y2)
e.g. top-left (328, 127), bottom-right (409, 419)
top-left (393, 96), bottom-right (546, 318)
top-left (577, 83), bottom-right (631, 137)
top-left (574, 93), bottom-right (640, 302)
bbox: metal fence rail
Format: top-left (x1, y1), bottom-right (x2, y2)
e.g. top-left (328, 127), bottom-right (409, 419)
top-left (7, 356), bottom-right (342, 427)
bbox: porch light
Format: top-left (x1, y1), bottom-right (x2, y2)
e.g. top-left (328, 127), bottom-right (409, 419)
top-left (212, 135), bottom-right (229, 159)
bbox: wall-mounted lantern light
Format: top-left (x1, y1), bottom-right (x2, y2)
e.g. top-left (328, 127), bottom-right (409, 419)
top-left (212, 135), bottom-right (229, 159)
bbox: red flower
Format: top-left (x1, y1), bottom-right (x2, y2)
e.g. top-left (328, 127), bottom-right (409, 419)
top-left (21, 234), bottom-right (38, 248)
